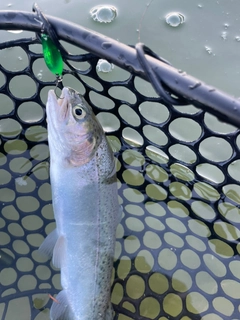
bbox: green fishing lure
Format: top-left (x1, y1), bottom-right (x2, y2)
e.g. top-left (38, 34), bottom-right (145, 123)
top-left (41, 33), bottom-right (63, 76)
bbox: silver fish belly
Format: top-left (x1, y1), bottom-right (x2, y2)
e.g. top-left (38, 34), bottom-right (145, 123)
top-left (39, 87), bottom-right (120, 320)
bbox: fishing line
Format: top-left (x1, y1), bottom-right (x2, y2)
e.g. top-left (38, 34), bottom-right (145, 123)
top-left (138, 0), bottom-right (154, 42)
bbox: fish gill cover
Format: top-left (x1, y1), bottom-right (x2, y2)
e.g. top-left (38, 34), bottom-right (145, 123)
top-left (0, 3), bottom-right (240, 320)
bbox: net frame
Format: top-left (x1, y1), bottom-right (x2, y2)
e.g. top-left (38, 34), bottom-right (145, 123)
top-left (0, 5), bottom-right (240, 320)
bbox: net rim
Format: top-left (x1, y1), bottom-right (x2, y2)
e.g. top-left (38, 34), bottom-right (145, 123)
top-left (0, 9), bottom-right (240, 127)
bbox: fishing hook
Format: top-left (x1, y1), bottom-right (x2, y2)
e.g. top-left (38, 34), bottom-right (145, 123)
top-left (54, 75), bottom-right (64, 99)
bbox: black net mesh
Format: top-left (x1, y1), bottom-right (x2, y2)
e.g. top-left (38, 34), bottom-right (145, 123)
top-left (0, 7), bottom-right (240, 320)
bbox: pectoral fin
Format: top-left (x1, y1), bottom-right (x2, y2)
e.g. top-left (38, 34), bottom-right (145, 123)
top-left (38, 229), bottom-right (58, 259)
top-left (38, 229), bottom-right (65, 269)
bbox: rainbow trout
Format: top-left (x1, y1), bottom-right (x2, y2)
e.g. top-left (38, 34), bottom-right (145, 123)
top-left (39, 87), bottom-right (120, 320)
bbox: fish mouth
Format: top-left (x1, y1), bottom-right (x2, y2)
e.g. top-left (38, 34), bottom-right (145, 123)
top-left (47, 87), bottom-right (82, 127)
top-left (46, 88), bottom-right (71, 132)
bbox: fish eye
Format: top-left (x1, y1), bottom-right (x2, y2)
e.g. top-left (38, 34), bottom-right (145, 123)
top-left (73, 105), bottom-right (86, 119)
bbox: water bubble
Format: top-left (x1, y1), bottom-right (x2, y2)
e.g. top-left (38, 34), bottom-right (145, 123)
top-left (90, 5), bottom-right (117, 23)
top-left (165, 12), bottom-right (185, 27)
top-left (198, 4), bottom-right (203, 8)
top-left (179, 71), bottom-right (187, 76)
top-left (101, 42), bottom-right (112, 50)
top-left (209, 88), bottom-right (216, 92)
top-left (224, 23), bottom-right (229, 29)
top-left (221, 31), bottom-right (227, 40)
top-left (235, 36), bottom-right (240, 42)
top-left (205, 46), bottom-right (213, 55)
top-left (189, 82), bottom-right (201, 90)
top-left (7, 3), bottom-right (12, 7)
top-left (37, 71), bottom-right (43, 80)
top-left (18, 56), bottom-right (23, 61)
top-left (96, 59), bottom-right (114, 73)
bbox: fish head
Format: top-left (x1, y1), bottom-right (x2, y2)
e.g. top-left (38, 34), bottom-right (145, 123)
top-left (46, 87), bottom-right (103, 166)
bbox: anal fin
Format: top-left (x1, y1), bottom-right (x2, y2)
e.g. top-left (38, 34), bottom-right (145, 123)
top-left (50, 290), bottom-right (73, 320)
